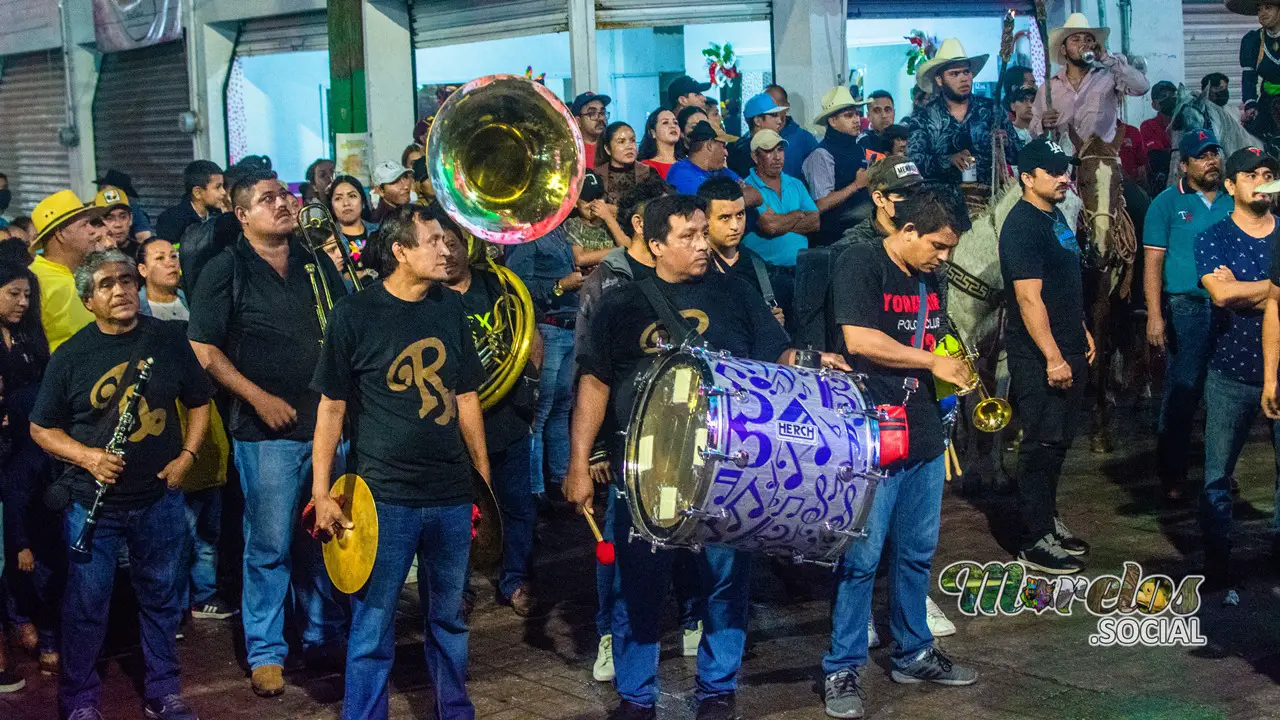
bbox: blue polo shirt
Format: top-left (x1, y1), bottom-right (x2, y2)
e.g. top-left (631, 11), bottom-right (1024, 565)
top-left (665, 160), bottom-right (740, 195)
top-left (1143, 179), bottom-right (1233, 297)
top-left (1194, 216), bottom-right (1278, 385)
top-left (742, 169), bottom-right (819, 267)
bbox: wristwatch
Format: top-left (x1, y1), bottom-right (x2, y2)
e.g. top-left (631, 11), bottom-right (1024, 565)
top-left (553, 280), bottom-right (565, 297)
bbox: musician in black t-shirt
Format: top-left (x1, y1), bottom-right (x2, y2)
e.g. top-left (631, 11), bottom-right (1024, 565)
top-left (696, 176), bottom-right (787, 327)
top-left (564, 194), bottom-right (842, 720)
top-left (820, 186), bottom-right (977, 719)
top-left (30, 249), bottom-right (211, 720)
top-left (441, 226), bottom-right (542, 618)
top-left (310, 204), bottom-right (488, 720)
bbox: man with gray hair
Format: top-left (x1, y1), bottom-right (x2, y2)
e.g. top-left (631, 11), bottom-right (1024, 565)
top-left (30, 249), bottom-right (213, 720)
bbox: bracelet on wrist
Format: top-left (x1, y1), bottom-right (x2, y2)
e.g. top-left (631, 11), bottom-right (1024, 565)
top-left (180, 448), bottom-right (198, 460)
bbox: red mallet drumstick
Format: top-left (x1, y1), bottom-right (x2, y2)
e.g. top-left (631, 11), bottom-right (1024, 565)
top-left (583, 512), bottom-right (615, 565)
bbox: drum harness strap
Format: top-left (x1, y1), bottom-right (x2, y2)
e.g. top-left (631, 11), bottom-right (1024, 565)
top-left (749, 255), bottom-right (778, 308)
top-left (901, 278), bottom-right (929, 405)
top-left (636, 278), bottom-right (708, 350)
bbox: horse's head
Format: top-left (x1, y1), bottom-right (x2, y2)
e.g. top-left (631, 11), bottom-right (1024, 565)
top-left (1069, 126), bottom-right (1125, 262)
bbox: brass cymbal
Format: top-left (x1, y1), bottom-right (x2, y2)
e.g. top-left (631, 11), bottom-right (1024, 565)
top-left (471, 472), bottom-right (503, 574)
top-left (322, 473), bottom-right (379, 594)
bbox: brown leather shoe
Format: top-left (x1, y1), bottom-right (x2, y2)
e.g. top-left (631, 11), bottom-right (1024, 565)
top-left (39, 651), bottom-right (59, 675)
top-left (16, 624), bottom-right (38, 653)
top-left (505, 585), bottom-right (536, 618)
top-left (251, 664), bottom-right (285, 698)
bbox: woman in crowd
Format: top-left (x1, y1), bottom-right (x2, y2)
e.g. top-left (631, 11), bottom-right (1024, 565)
top-left (301, 158), bottom-right (336, 204)
top-left (637, 108), bottom-right (683, 180)
top-left (0, 247), bottom-right (58, 686)
top-left (401, 143), bottom-right (424, 171)
top-left (594, 121), bottom-right (653, 205)
top-left (677, 105), bottom-right (709, 138)
top-left (327, 174), bottom-right (379, 280)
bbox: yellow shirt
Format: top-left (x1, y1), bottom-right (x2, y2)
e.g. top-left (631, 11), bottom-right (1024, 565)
top-left (30, 255), bottom-right (95, 352)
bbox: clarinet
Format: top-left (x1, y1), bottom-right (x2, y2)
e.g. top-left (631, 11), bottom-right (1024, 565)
top-left (71, 357), bottom-right (155, 555)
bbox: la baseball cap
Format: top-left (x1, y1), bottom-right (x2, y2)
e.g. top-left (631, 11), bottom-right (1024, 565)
top-left (867, 155), bottom-right (924, 193)
top-left (749, 129), bottom-right (788, 152)
top-left (1223, 146), bottom-right (1278, 180)
top-left (1018, 137), bottom-right (1079, 176)
top-left (372, 161), bottom-right (412, 187)
top-left (1178, 128), bottom-right (1221, 159)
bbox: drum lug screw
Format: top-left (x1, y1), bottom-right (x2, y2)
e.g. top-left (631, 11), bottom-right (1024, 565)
top-left (835, 464), bottom-right (854, 483)
top-left (822, 520), bottom-right (868, 539)
top-left (699, 385), bottom-right (747, 401)
top-left (682, 505), bottom-right (728, 520)
top-left (629, 527), bottom-right (666, 552)
top-left (700, 448), bottom-right (749, 467)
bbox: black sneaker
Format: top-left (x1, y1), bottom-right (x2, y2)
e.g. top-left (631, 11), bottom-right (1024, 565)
top-left (1017, 534), bottom-right (1084, 575)
top-left (823, 668), bottom-right (865, 719)
top-left (1053, 517), bottom-right (1090, 556)
top-left (144, 694), bottom-right (198, 720)
top-left (191, 597), bottom-right (237, 620)
top-left (890, 647), bottom-right (978, 686)
top-left (607, 701), bottom-right (657, 720)
top-left (696, 694), bottom-right (739, 720)
top-left (0, 669), bottom-right (25, 693)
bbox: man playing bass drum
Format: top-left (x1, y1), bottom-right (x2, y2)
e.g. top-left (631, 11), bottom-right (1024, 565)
top-left (564, 194), bottom-right (845, 720)
top-left (30, 249), bottom-right (212, 720)
top-left (310, 203), bottom-right (490, 720)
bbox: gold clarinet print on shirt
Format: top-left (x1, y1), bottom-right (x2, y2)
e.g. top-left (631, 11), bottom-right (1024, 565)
top-left (387, 337), bottom-right (456, 425)
top-left (640, 309), bottom-right (710, 354)
top-left (90, 361), bottom-right (166, 442)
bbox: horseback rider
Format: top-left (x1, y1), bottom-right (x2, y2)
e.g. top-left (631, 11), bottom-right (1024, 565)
top-left (903, 39), bottom-right (1023, 192)
top-left (1032, 13), bottom-right (1150, 149)
top-left (1234, 0), bottom-right (1280, 151)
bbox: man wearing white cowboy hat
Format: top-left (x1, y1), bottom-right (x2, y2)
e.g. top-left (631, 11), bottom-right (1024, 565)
top-left (802, 85), bottom-right (874, 246)
top-left (1031, 12), bottom-right (1149, 145)
top-left (28, 189), bottom-right (108, 352)
top-left (902, 38), bottom-right (1023, 189)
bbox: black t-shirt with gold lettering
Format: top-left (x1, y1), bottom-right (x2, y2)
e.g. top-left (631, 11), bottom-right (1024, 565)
top-left (30, 316), bottom-right (213, 510)
top-left (579, 271), bottom-right (791, 429)
top-left (311, 281), bottom-right (485, 507)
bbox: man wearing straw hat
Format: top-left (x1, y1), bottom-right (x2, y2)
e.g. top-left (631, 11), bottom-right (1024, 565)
top-left (903, 39), bottom-right (1023, 189)
top-left (802, 86), bottom-right (873, 246)
top-left (28, 190), bottom-right (107, 352)
top-left (1032, 12), bottom-right (1149, 146)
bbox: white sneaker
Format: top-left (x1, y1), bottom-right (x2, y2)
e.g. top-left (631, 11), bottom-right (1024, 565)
top-left (683, 621), bottom-right (702, 657)
top-left (926, 597), bottom-right (956, 637)
top-left (593, 634), bottom-right (614, 682)
top-left (868, 615), bottom-right (881, 648)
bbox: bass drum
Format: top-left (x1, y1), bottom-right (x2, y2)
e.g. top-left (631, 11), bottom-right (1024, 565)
top-left (622, 347), bottom-right (883, 564)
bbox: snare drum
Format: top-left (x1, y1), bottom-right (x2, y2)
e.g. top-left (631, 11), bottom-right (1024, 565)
top-left (623, 347), bottom-right (884, 564)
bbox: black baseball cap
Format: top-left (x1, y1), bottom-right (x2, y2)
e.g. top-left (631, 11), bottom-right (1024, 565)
top-left (866, 155), bottom-right (923, 193)
top-left (687, 120), bottom-right (733, 144)
top-left (1224, 146), bottom-right (1279, 179)
top-left (580, 170), bottom-right (605, 203)
top-left (668, 75), bottom-right (712, 107)
top-left (1151, 80), bottom-right (1178, 100)
top-left (570, 92), bottom-right (611, 116)
top-left (1018, 137), bottom-right (1079, 176)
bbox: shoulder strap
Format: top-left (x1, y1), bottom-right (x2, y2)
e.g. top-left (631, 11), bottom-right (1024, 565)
top-left (635, 277), bottom-right (705, 350)
top-left (912, 277), bottom-right (930, 349)
top-left (749, 253), bottom-right (777, 307)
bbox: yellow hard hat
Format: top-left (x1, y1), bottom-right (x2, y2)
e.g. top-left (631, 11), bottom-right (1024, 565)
top-left (93, 185), bottom-right (131, 211)
top-left (32, 190), bottom-right (102, 250)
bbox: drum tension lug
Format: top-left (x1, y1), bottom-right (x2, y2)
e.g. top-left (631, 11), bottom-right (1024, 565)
top-left (836, 403), bottom-right (881, 420)
top-left (681, 505), bottom-right (728, 520)
top-left (822, 520), bottom-right (869, 540)
top-left (628, 527), bottom-right (668, 553)
top-left (699, 385), bottom-right (747, 401)
top-left (700, 447), bottom-right (749, 468)
top-left (790, 553), bottom-right (835, 569)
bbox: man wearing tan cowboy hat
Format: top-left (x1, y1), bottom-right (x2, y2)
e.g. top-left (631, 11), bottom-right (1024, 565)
top-left (29, 189), bottom-right (107, 351)
top-left (803, 85), bottom-right (874, 245)
top-left (902, 38), bottom-right (1023, 188)
top-left (94, 185), bottom-right (138, 259)
top-left (1032, 12), bottom-right (1149, 145)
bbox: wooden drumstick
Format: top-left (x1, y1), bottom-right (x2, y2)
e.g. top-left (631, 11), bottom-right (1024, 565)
top-left (583, 511), bottom-right (615, 565)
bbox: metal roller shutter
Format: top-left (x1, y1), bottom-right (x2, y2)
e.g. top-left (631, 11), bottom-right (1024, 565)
top-left (1183, 0), bottom-right (1255, 111)
top-left (92, 40), bottom-right (193, 222)
top-left (236, 11), bottom-right (330, 57)
top-left (0, 51), bottom-right (72, 214)
top-left (411, 0), bottom-right (569, 48)
top-left (848, 0), bottom-right (1032, 19)
top-left (596, 0), bottom-right (771, 28)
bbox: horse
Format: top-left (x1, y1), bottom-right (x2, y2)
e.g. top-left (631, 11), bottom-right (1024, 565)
top-left (1071, 128), bottom-right (1138, 454)
top-left (1169, 89), bottom-right (1266, 185)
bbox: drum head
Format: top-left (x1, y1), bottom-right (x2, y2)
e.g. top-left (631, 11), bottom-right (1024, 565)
top-left (625, 354), bottom-right (713, 540)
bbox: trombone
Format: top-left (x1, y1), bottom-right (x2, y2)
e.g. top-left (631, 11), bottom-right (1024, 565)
top-left (297, 202), bottom-right (362, 337)
top-left (933, 332), bottom-right (1012, 433)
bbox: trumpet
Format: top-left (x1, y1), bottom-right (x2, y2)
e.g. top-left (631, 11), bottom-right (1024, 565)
top-left (933, 333), bottom-right (1012, 433)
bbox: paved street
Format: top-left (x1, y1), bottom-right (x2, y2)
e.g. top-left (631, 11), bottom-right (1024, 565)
top-left (5, 405), bottom-right (1280, 720)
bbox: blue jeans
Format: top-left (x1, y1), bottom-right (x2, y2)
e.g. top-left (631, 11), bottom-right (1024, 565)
top-left (1157, 295), bottom-right (1212, 486)
top-left (234, 438), bottom-right (348, 669)
top-left (343, 500), bottom-right (473, 720)
top-left (60, 490), bottom-right (186, 715)
top-left (181, 487), bottom-right (221, 607)
top-left (531, 324), bottom-right (574, 494)
top-left (595, 489), bottom-right (617, 637)
top-left (491, 433), bottom-right (535, 599)
top-left (1201, 371), bottom-right (1280, 550)
top-left (824, 454), bottom-right (945, 674)
top-left (611, 493), bottom-right (751, 706)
